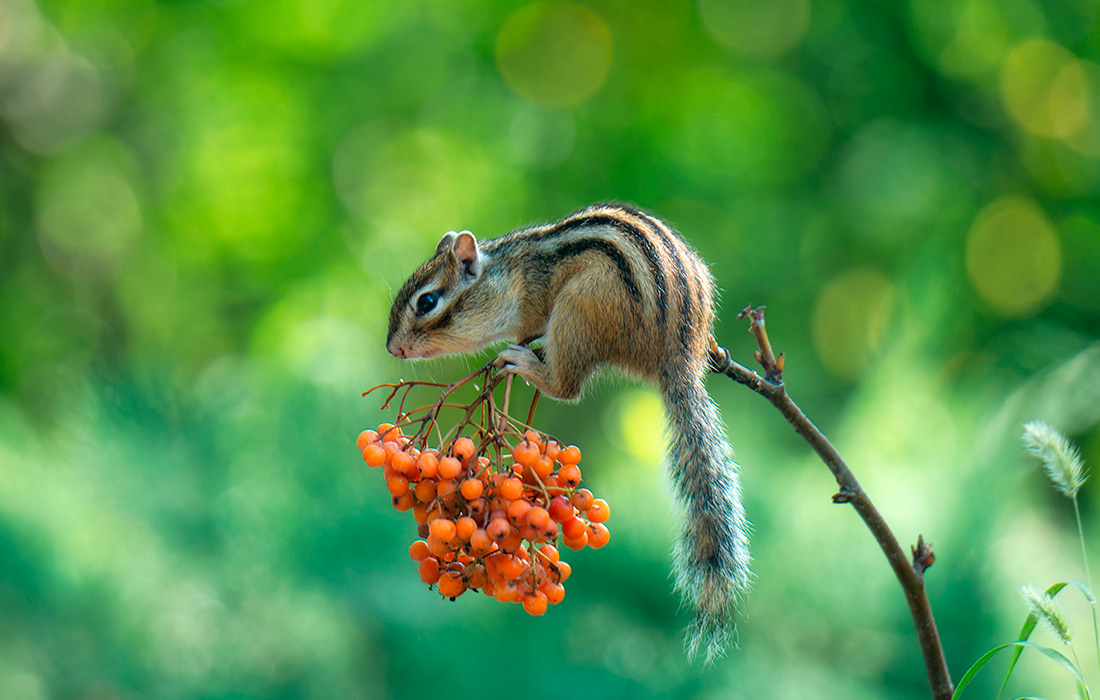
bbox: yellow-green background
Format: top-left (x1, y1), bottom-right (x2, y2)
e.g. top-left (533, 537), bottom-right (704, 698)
top-left (2, 0), bottom-right (1100, 697)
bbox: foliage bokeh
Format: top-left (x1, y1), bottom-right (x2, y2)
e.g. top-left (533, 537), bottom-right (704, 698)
top-left (2, 0), bottom-right (1100, 697)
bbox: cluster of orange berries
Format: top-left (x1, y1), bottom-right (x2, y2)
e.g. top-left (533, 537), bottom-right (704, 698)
top-left (357, 423), bottom-right (611, 615)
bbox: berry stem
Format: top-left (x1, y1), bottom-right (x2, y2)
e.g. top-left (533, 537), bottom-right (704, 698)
top-left (712, 309), bottom-right (953, 700)
top-left (526, 390), bottom-right (542, 428)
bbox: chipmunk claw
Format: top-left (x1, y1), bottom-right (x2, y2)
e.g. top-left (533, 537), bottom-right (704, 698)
top-left (495, 344), bottom-right (540, 376)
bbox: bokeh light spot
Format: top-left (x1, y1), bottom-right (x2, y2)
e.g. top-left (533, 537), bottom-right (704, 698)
top-left (509, 106), bottom-right (576, 170)
top-left (229, 0), bottom-right (389, 59)
top-left (168, 68), bottom-right (312, 264)
top-left (35, 137), bottom-right (141, 272)
top-left (698, 0), bottom-right (810, 59)
top-left (5, 49), bottom-right (107, 154)
top-left (1001, 40), bottom-right (1090, 139)
top-left (668, 68), bottom-right (828, 186)
top-left (495, 2), bottom-right (613, 108)
top-left (616, 390), bottom-right (665, 466)
top-left (811, 269), bottom-right (895, 381)
top-left (333, 125), bottom-right (516, 248)
top-left (966, 197), bottom-right (1061, 317)
top-left (1062, 60), bottom-right (1100, 158)
top-left (932, 0), bottom-right (1011, 79)
top-left (832, 120), bottom-right (959, 241)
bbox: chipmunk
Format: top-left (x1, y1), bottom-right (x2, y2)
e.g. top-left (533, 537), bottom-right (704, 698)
top-left (386, 203), bottom-right (750, 662)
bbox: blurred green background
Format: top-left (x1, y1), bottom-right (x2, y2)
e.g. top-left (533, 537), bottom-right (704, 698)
top-left (2, 0), bottom-right (1100, 698)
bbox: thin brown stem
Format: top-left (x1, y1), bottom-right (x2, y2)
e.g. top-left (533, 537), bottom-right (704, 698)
top-left (527, 390), bottom-right (542, 428)
top-left (712, 311), bottom-right (953, 700)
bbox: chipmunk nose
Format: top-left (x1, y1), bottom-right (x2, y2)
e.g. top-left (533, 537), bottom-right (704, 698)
top-left (388, 344), bottom-right (407, 359)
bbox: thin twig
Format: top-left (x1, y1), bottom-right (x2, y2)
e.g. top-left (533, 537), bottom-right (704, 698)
top-left (712, 308), bottom-right (954, 700)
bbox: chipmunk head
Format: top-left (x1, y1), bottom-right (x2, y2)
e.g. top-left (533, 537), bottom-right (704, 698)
top-left (387, 230), bottom-right (493, 359)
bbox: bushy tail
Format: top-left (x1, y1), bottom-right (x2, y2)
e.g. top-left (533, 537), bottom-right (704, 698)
top-left (661, 370), bottom-right (751, 664)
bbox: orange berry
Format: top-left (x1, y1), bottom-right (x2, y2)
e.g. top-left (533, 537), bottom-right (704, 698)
top-left (571, 488), bottom-right (595, 511)
top-left (414, 480), bottom-right (436, 503)
top-left (391, 451), bottom-right (415, 476)
top-left (512, 440), bottom-right (539, 468)
top-left (499, 477), bottom-right (524, 501)
top-left (526, 506), bottom-right (550, 529)
top-left (548, 496), bottom-right (574, 522)
top-left (356, 429), bottom-right (378, 451)
top-left (429, 518), bottom-right (457, 543)
top-left (523, 430), bottom-right (542, 448)
top-left (467, 563), bottom-right (488, 590)
top-left (391, 492), bottom-right (415, 511)
top-left (587, 522), bottom-right (610, 549)
top-left (487, 517), bottom-right (511, 541)
top-left (413, 503), bottom-right (430, 525)
top-left (418, 557), bottom-right (441, 584)
top-left (560, 445), bottom-right (582, 465)
top-left (466, 498), bottom-right (486, 518)
top-left (386, 474), bottom-right (410, 498)
top-left (426, 535), bottom-right (452, 559)
top-left (383, 441), bottom-right (402, 462)
top-left (519, 524), bottom-right (539, 542)
top-left (363, 444), bottom-right (386, 468)
top-left (540, 580), bottom-right (565, 605)
top-left (558, 464), bottom-right (581, 488)
top-left (537, 544), bottom-right (559, 564)
top-left (469, 528), bottom-right (494, 554)
top-left (538, 520), bottom-right (559, 540)
top-left (436, 479), bottom-right (459, 499)
top-left (438, 571), bottom-right (466, 598)
top-left (587, 498), bottom-right (610, 523)
top-left (562, 516), bottom-right (586, 539)
top-left (494, 581), bottom-right (520, 603)
top-left (501, 526), bottom-right (524, 553)
top-left (452, 436), bottom-right (476, 463)
top-left (460, 478), bottom-right (484, 500)
top-left (544, 440), bottom-right (561, 461)
top-left (554, 560), bottom-right (572, 583)
top-left (409, 540), bottom-right (430, 562)
top-left (438, 456), bottom-right (462, 480)
top-left (507, 498), bottom-right (532, 525)
top-left (522, 590), bottom-right (548, 616)
top-left (532, 455), bottom-right (553, 480)
top-left (498, 555), bottom-right (527, 580)
top-left (455, 516), bottom-right (478, 541)
top-left (563, 530), bottom-right (588, 551)
top-left (376, 423), bottom-right (398, 440)
top-left (416, 452), bottom-right (439, 479)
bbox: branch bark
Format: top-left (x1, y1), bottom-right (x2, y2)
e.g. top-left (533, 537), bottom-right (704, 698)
top-left (712, 307), bottom-right (954, 700)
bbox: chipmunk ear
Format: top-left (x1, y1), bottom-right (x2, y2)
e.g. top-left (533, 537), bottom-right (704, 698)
top-left (435, 231), bottom-right (457, 255)
top-left (451, 230), bottom-right (481, 277)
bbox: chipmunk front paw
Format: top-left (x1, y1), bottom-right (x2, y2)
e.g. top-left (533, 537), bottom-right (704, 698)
top-left (494, 344), bottom-right (541, 378)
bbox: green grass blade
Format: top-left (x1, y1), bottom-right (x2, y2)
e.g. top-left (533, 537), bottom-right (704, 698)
top-left (996, 614), bottom-right (1041, 700)
top-left (996, 583), bottom-right (1070, 700)
top-left (1065, 580), bottom-right (1096, 603)
top-left (955, 639), bottom-right (1086, 700)
top-left (995, 581), bottom-right (1096, 700)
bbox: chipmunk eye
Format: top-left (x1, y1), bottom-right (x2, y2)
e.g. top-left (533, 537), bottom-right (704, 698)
top-left (416, 290), bottom-right (440, 316)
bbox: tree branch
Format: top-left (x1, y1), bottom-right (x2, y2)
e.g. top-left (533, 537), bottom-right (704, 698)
top-left (712, 306), bottom-right (954, 700)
